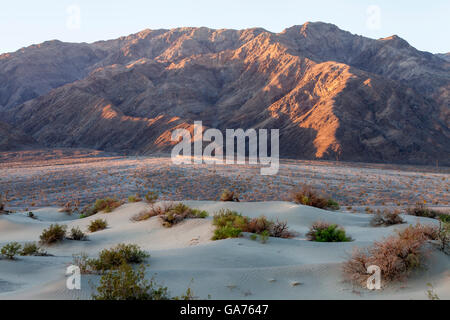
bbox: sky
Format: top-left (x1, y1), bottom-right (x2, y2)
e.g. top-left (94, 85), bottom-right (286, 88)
top-left (1, 0), bottom-right (449, 54)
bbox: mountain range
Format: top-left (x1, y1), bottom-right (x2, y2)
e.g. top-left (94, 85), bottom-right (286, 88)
top-left (0, 22), bottom-right (449, 164)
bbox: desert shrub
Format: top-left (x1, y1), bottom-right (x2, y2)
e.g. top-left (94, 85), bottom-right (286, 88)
top-left (292, 185), bottom-right (339, 210)
top-left (439, 214), bottom-right (450, 223)
top-left (326, 199), bottom-right (340, 211)
top-left (370, 210), bottom-right (405, 227)
top-left (128, 195), bottom-right (142, 203)
top-left (144, 191), bottom-right (159, 204)
top-left (39, 224), bottom-right (67, 244)
top-left (27, 212), bottom-right (36, 219)
top-left (343, 224), bottom-right (436, 286)
top-left (82, 198), bottom-right (122, 217)
top-left (131, 202), bottom-right (173, 222)
top-left (307, 221), bottom-right (352, 242)
top-left (21, 242), bottom-right (48, 256)
top-left (92, 263), bottom-right (169, 300)
top-left (406, 203), bottom-right (439, 219)
top-left (270, 220), bottom-right (296, 239)
top-left (88, 244), bottom-right (149, 272)
top-left (1, 242), bottom-right (22, 259)
top-left (68, 227), bottom-right (88, 241)
top-left (212, 209), bottom-right (248, 240)
top-left (95, 198), bottom-right (122, 213)
top-left (212, 225), bottom-right (243, 240)
top-left (159, 203), bottom-right (208, 228)
top-left (259, 230), bottom-right (270, 244)
top-left (244, 216), bottom-right (273, 234)
top-left (88, 219), bottom-right (108, 232)
top-left (219, 189), bottom-right (239, 202)
top-left (59, 200), bottom-right (80, 215)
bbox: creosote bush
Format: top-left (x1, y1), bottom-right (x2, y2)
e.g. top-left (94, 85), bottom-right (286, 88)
top-left (68, 227), bottom-right (88, 241)
top-left (370, 209), bottom-right (405, 227)
top-left (343, 224), bottom-right (439, 286)
top-left (88, 219), bottom-right (108, 232)
top-left (93, 263), bottom-right (170, 300)
top-left (132, 202), bottom-right (208, 227)
top-left (219, 189), bottom-right (240, 202)
top-left (85, 244), bottom-right (149, 273)
top-left (212, 210), bottom-right (295, 241)
top-left (82, 198), bottom-right (122, 217)
top-left (39, 224), bottom-right (67, 244)
top-left (21, 242), bottom-right (48, 256)
top-left (306, 221), bottom-right (352, 242)
top-left (292, 185), bottom-right (339, 210)
top-left (1, 242), bottom-right (22, 259)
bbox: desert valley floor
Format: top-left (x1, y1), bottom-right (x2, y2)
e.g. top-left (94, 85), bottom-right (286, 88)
top-left (0, 149), bottom-right (449, 299)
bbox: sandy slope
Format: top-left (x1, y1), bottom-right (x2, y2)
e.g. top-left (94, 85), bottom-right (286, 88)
top-left (0, 201), bottom-right (449, 300)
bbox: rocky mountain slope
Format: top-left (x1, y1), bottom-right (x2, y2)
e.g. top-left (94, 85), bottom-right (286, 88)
top-left (1, 22), bottom-right (449, 164)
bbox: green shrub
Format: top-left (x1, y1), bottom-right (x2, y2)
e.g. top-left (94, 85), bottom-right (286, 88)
top-left (128, 195), bottom-right (142, 203)
top-left (39, 224), bottom-right (67, 244)
top-left (21, 242), bottom-right (48, 256)
top-left (1, 242), bottom-right (22, 259)
top-left (219, 189), bottom-right (239, 202)
top-left (212, 225), bottom-right (243, 240)
top-left (213, 209), bottom-right (248, 229)
top-left (144, 191), bottom-right (159, 204)
top-left (307, 221), bottom-right (352, 242)
top-left (438, 214), bottom-right (450, 223)
top-left (92, 263), bottom-right (169, 300)
top-left (88, 219), bottom-right (108, 233)
top-left (326, 199), bottom-right (340, 211)
top-left (259, 230), bottom-right (270, 244)
top-left (88, 244), bottom-right (149, 272)
top-left (82, 198), bottom-right (122, 217)
top-left (68, 227), bottom-right (88, 241)
top-left (27, 212), bottom-right (36, 219)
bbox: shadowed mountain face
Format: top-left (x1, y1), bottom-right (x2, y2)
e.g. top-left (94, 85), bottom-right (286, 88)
top-left (1, 22), bottom-right (449, 164)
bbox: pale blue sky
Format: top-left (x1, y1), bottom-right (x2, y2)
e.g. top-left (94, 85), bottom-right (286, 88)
top-left (1, 0), bottom-right (448, 54)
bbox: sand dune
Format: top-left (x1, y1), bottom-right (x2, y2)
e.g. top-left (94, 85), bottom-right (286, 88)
top-left (0, 201), bottom-right (449, 300)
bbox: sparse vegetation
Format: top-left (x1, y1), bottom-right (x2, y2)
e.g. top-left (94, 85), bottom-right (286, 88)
top-left (88, 219), bottom-right (108, 232)
top-left (39, 224), bottom-right (67, 244)
top-left (220, 189), bottom-right (239, 202)
top-left (159, 203), bottom-right (208, 228)
top-left (212, 210), bottom-right (295, 241)
top-left (87, 244), bottom-right (149, 273)
top-left (343, 224), bottom-right (439, 286)
top-left (307, 221), bottom-right (352, 242)
top-left (1, 242), bottom-right (22, 259)
top-left (292, 185), bottom-right (339, 210)
top-left (406, 203), bottom-right (445, 220)
top-left (82, 198), bottom-right (122, 217)
top-left (92, 264), bottom-right (169, 300)
top-left (68, 227), bottom-right (88, 241)
top-left (59, 200), bottom-right (80, 215)
top-left (0, 193), bottom-right (6, 213)
top-left (21, 242), bottom-right (49, 256)
top-left (144, 191), bottom-right (159, 204)
top-left (370, 209), bottom-right (405, 227)
top-left (128, 194), bottom-right (142, 203)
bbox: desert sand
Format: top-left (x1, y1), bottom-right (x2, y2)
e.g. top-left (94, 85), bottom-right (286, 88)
top-left (1, 201), bottom-right (449, 300)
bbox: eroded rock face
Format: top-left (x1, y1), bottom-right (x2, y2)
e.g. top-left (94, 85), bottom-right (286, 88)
top-left (1, 22), bottom-right (449, 164)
